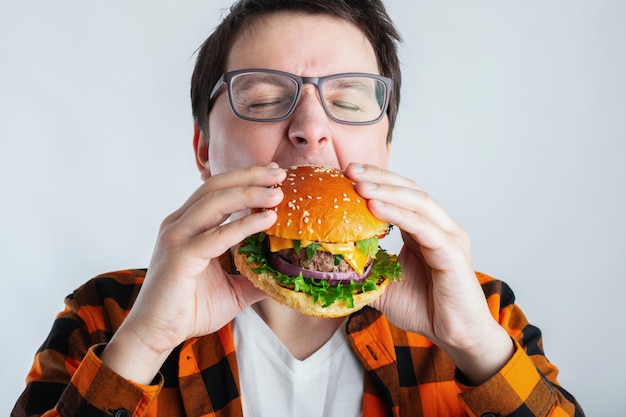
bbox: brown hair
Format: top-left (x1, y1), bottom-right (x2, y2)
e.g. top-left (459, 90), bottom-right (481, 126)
top-left (191, 0), bottom-right (402, 142)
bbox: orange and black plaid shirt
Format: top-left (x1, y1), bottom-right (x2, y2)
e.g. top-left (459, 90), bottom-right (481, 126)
top-left (13, 268), bottom-right (584, 416)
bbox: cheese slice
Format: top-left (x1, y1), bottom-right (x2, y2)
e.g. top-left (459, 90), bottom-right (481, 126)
top-left (268, 235), bottom-right (370, 276)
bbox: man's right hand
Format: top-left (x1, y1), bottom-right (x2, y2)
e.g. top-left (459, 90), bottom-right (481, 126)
top-left (100, 163), bottom-right (286, 384)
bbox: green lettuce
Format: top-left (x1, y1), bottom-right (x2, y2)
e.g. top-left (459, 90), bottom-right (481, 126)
top-left (238, 232), bottom-right (402, 308)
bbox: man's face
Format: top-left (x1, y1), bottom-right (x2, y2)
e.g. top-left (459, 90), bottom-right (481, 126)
top-left (204, 11), bottom-right (391, 175)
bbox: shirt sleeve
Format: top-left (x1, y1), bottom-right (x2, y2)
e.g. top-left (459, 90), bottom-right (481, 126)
top-left (12, 272), bottom-right (161, 417)
top-left (457, 339), bottom-right (580, 417)
top-left (60, 344), bottom-right (161, 416)
top-left (13, 343), bottom-right (160, 417)
top-left (456, 274), bottom-right (584, 417)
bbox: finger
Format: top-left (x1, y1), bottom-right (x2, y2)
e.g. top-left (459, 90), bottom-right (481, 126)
top-left (227, 272), bottom-right (268, 306)
top-left (345, 163), bottom-right (422, 191)
top-left (357, 182), bottom-right (458, 233)
top-left (167, 165), bottom-right (286, 224)
top-left (368, 198), bottom-right (450, 249)
top-left (347, 163), bottom-right (463, 234)
top-left (372, 198), bottom-right (472, 272)
top-left (174, 184), bottom-right (283, 238)
top-left (186, 209), bottom-right (278, 261)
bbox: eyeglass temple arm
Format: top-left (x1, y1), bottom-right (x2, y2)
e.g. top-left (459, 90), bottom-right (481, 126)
top-left (209, 75), bottom-right (227, 102)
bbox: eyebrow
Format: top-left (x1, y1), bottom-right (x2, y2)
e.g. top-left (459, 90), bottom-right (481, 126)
top-left (324, 78), bottom-right (376, 98)
top-left (235, 73), bottom-right (295, 92)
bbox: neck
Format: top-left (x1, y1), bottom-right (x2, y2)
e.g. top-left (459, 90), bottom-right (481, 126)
top-left (252, 299), bottom-right (346, 360)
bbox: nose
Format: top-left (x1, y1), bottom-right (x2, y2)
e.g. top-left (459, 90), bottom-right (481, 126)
top-left (287, 85), bottom-right (334, 151)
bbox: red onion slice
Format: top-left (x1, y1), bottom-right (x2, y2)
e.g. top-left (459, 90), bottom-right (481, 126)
top-left (269, 253), bottom-right (373, 285)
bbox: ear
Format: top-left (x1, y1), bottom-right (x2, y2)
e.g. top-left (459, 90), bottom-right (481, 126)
top-left (193, 123), bottom-right (211, 180)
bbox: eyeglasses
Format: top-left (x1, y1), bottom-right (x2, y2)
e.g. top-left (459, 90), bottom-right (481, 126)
top-left (209, 69), bottom-right (393, 125)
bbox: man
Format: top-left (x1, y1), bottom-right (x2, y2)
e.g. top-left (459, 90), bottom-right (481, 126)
top-left (13, 1), bottom-right (584, 416)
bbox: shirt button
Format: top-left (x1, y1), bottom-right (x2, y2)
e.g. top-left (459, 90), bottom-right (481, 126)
top-left (114, 410), bottom-right (131, 417)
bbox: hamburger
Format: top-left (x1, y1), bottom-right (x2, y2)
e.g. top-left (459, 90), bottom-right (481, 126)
top-left (235, 164), bottom-right (402, 317)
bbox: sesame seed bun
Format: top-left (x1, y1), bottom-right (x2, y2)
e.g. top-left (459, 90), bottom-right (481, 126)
top-left (266, 165), bottom-right (390, 243)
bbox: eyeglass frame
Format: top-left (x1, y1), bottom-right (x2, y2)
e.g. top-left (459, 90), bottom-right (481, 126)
top-left (208, 68), bottom-right (394, 126)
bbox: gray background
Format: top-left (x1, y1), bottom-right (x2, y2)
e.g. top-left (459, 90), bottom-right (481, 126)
top-left (2, 1), bottom-right (624, 414)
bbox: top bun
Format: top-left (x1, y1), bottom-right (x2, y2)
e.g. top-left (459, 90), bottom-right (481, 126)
top-left (265, 165), bottom-right (389, 243)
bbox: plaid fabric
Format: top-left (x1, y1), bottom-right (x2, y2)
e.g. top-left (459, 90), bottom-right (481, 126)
top-left (12, 269), bottom-right (584, 417)
top-left (349, 274), bottom-right (585, 417)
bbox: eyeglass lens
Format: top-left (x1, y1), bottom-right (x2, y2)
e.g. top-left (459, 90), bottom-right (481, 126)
top-left (228, 72), bottom-right (387, 123)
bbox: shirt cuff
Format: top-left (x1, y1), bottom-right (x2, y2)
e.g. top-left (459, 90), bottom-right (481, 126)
top-left (457, 339), bottom-right (555, 417)
top-left (59, 344), bottom-right (162, 416)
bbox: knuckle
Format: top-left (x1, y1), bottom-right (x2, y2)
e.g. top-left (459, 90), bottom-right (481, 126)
top-left (159, 212), bottom-right (180, 236)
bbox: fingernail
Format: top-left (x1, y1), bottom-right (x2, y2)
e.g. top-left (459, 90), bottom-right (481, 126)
top-left (351, 163), bottom-right (365, 173)
top-left (363, 182), bottom-right (378, 190)
top-left (267, 167), bottom-right (284, 176)
top-left (264, 186), bottom-right (279, 195)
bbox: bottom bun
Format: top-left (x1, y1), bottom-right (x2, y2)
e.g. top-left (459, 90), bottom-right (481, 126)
top-left (235, 249), bottom-right (389, 318)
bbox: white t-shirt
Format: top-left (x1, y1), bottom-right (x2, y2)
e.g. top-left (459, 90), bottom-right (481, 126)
top-left (232, 307), bottom-right (364, 417)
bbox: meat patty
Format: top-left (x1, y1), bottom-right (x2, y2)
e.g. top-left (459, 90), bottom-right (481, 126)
top-left (276, 248), bottom-right (365, 273)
